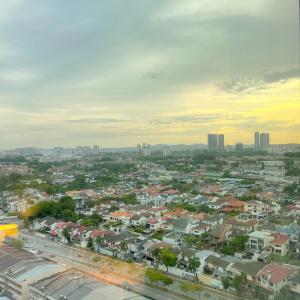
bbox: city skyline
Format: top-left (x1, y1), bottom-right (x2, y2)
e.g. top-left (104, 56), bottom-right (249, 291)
top-left (0, 0), bottom-right (299, 148)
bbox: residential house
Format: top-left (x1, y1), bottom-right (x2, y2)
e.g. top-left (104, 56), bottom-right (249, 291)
top-left (173, 217), bottom-right (195, 235)
top-left (268, 233), bottom-right (289, 256)
top-left (130, 214), bottom-right (147, 227)
top-left (256, 264), bottom-right (297, 295)
top-left (204, 255), bottom-right (231, 279)
top-left (247, 231), bottom-right (272, 253)
top-left (207, 224), bottom-right (230, 248)
top-left (224, 218), bottom-right (258, 233)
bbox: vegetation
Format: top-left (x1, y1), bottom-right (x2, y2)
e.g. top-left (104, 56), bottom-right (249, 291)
top-left (184, 235), bottom-right (206, 249)
top-left (275, 286), bottom-right (300, 300)
top-left (188, 256), bottom-right (200, 275)
top-left (152, 230), bottom-right (164, 241)
top-left (62, 227), bottom-right (71, 243)
top-left (232, 273), bottom-right (247, 293)
top-left (151, 247), bottom-right (162, 268)
top-left (8, 238), bottom-right (24, 249)
top-left (285, 168), bottom-right (300, 176)
top-left (221, 235), bottom-right (248, 255)
top-left (80, 213), bottom-right (103, 227)
top-left (284, 183), bottom-right (300, 196)
top-left (86, 236), bottom-right (94, 251)
top-left (180, 281), bottom-right (202, 297)
top-left (160, 247), bottom-right (177, 271)
top-left (284, 152), bottom-right (300, 158)
top-left (23, 196), bottom-right (79, 224)
top-left (168, 202), bottom-right (210, 214)
top-left (222, 170), bottom-right (232, 178)
top-left (145, 268), bottom-right (173, 288)
top-left (222, 277), bottom-right (230, 289)
top-left (267, 254), bottom-right (300, 266)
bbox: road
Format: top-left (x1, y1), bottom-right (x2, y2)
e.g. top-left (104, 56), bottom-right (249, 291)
top-left (19, 230), bottom-right (237, 300)
top-left (19, 230), bottom-right (186, 300)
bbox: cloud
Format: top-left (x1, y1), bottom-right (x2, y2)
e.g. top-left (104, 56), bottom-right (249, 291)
top-left (65, 118), bottom-right (132, 124)
top-left (219, 67), bottom-right (300, 94)
top-left (0, 0), bottom-right (298, 147)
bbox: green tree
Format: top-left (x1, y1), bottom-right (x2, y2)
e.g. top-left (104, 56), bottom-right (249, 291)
top-left (10, 239), bottom-right (24, 249)
top-left (180, 282), bottom-right (202, 297)
top-left (222, 277), bottom-right (230, 290)
top-left (151, 247), bottom-right (162, 268)
top-left (188, 256), bottom-right (200, 276)
top-left (120, 240), bottom-right (128, 252)
top-left (221, 235), bottom-right (248, 255)
top-left (232, 273), bottom-right (247, 293)
top-left (95, 236), bottom-right (103, 252)
top-left (145, 268), bottom-right (173, 288)
top-left (86, 236), bottom-right (94, 251)
top-left (62, 227), bottom-right (71, 243)
top-left (160, 247), bottom-right (177, 272)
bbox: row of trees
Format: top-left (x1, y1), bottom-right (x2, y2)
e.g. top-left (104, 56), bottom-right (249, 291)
top-left (145, 268), bottom-right (202, 297)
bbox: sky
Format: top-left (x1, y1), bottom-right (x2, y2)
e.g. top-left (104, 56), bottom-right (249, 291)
top-left (0, 0), bottom-right (299, 148)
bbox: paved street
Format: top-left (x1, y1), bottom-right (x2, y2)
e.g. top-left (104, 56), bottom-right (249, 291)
top-left (19, 231), bottom-right (185, 300)
top-left (19, 230), bottom-right (236, 300)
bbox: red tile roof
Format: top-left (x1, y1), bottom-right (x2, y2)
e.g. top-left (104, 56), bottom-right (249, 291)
top-left (271, 233), bottom-right (289, 245)
top-left (257, 264), bottom-right (295, 284)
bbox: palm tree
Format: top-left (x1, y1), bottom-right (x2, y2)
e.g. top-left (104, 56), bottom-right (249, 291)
top-left (151, 247), bottom-right (162, 268)
top-left (62, 227), bottom-right (71, 244)
top-left (95, 236), bottom-right (103, 253)
top-left (188, 256), bottom-right (200, 278)
top-left (120, 240), bottom-right (128, 252)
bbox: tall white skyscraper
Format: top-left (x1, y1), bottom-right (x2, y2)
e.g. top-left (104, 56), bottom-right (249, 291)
top-left (208, 134), bottom-right (224, 152)
top-left (219, 134), bottom-right (224, 152)
top-left (260, 133), bottom-right (270, 152)
top-left (254, 132), bottom-right (270, 152)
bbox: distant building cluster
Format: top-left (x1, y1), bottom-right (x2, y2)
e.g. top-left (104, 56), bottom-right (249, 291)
top-left (137, 143), bottom-right (151, 157)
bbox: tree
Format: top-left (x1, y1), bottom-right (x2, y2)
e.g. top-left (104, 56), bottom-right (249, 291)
top-left (222, 277), bottom-right (230, 290)
top-left (162, 275), bottom-right (173, 288)
top-left (188, 256), bottom-right (200, 276)
top-left (221, 235), bottom-right (248, 255)
top-left (120, 240), bottom-right (128, 252)
top-left (145, 268), bottom-right (173, 288)
top-left (95, 236), bottom-right (103, 252)
top-left (160, 247), bottom-right (177, 272)
top-left (81, 213), bottom-right (103, 227)
top-left (232, 273), bottom-right (247, 293)
top-left (86, 236), bottom-right (94, 251)
top-left (59, 196), bottom-right (76, 211)
top-left (151, 247), bottom-right (162, 268)
top-left (222, 170), bottom-right (232, 178)
top-left (62, 227), bottom-right (71, 244)
top-left (180, 282), bottom-right (202, 297)
top-left (10, 239), bottom-right (24, 249)
top-left (68, 174), bottom-right (87, 190)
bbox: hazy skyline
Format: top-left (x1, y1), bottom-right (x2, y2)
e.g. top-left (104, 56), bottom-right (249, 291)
top-left (0, 0), bottom-right (299, 148)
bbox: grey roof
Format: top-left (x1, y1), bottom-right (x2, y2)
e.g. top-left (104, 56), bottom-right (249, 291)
top-left (33, 269), bottom-right (147, 300)
top-left (105, 231), bottom-right (132, 243)
top-left (180, 247), bottom-right (195, 258)
top-left (231, 261), bottom-right (265, 276)
top-left (174, 217), bottom-right (191, 231)
top-left (205, 255), bottom-right (230, 269)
